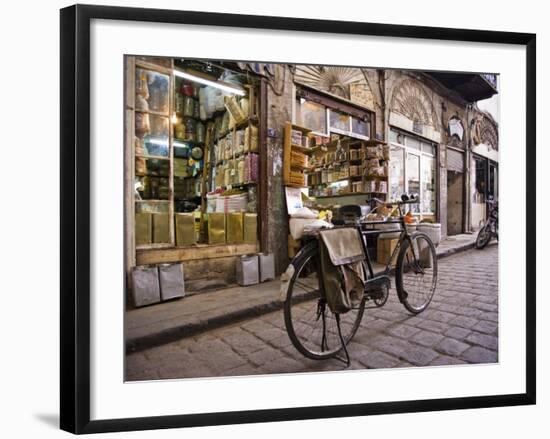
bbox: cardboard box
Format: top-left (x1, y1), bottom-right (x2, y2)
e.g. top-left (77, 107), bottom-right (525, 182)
top-left (135, 213), bottom-right (152, 246)
top-left (226, 212), bottom-right (244, 243)
top-left (243, 213), bottom-right (258, 244)
top-left (175, 213), bottom-right (195, 246)
top-left (208, 212), bottom-right (226, 244)
top-left (377, 237), bottom-right (399, 265)
top-left (152, 213), bottom-right (170, 243)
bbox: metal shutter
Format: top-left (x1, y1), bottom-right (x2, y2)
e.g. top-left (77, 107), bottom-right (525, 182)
top-left (447, 148), bottom-right (464, 173)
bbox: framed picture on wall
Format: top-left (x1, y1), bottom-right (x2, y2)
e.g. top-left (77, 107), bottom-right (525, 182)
top-left (60, 4), bottom-right (536, 434)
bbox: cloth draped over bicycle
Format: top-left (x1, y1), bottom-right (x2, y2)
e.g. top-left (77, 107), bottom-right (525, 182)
top-left (318, 228), bottom-right (366, 314)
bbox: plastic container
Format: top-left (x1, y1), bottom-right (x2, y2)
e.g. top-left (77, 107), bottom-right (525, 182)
top-left (236, 254), bottom-right (259, 286)
top-left (259, 253), bottom-right (275, 282)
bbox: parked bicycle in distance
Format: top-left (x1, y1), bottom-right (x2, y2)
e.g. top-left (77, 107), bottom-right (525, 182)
top-left (282, 195), bottom-right (438, 365)
top-left (475, 197), bottom-right (498, 249)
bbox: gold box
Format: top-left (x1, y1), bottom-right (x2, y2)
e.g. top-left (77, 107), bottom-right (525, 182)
top-left (175, 213), bottom-right (196, 246)
top-left (152, 213), bottom-right (170, 243)
top-left (226, 212), bottom-right (244, 244)
top-left (135, 213), bottom-right (152, 246)
top-left (377, 237), bottom-right (399, 265)
top-left (208, 212), bottom-right (226, 244)
top-left (244, 213), bottom-right (258, 244)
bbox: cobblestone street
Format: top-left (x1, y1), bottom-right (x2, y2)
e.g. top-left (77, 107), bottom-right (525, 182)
top-left (126, 244), bottom-right (498, 381)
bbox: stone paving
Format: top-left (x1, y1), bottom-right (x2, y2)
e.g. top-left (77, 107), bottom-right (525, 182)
top-left (125, 233), bottom-right (480, 351)
top-left (125, 244), bottom-right (498, 381)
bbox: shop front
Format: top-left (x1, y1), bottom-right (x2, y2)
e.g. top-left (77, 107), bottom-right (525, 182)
top-left (125, 56), bottom-right (267, 300)
top-left (468, 111), bottom-right (499, 231)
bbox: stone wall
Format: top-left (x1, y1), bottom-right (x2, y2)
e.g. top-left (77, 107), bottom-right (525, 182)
top-left (266, 65), bottom-right (294, 275)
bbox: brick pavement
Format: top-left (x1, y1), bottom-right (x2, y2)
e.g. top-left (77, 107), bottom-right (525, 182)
top-left (126, 245), bottom-right (498, 381)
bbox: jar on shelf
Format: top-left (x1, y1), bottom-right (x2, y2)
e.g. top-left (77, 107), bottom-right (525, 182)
top-left (180, 81), bottom-right (194, 97)
top-left (175, 92), bottom-right (184, 114)
top-left (196, 121), bottom-right (205, 144)
top-left (184, 117), bottom-right (196, 142)
top-left (183, 96), bottom-right (195, 118)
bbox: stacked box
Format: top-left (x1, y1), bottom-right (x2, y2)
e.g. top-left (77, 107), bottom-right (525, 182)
top-left (208, 212), bottom-right (226, 244)
top-left (131, 265), bottom-right (161, 307)
top-left (174, 158), bottom-right (188, 177)
top-left (135, 212), bottom-right (152, 245)
top-left (236, 254), bottom-right (259, 286)
top-left (259, 253), bottom-right (275, 282)
top-left (152, 213), bottom-right (170, 243)
top-left (243, 213), bottom-right (257, 244)
top-left (175, 213), bottom-right (195, 246)
top-left (226, 212), bottom-right (244, 243)
top-left (158, 263), bottom-right (185, 301)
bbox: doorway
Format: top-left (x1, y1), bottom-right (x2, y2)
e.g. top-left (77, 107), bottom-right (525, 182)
top-left (447, 170), bottom-right (463, 235)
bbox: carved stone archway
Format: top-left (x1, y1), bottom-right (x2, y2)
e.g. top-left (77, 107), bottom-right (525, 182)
top-left (471, 113), bottom-right (499, 150)
top-left (390, 79), bottom-right (438, 128)
top-left (293, 65), bottom-right (376, 110)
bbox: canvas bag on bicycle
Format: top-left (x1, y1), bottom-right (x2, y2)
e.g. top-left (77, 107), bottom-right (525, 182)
top-left (318, 228), bottom-right (366, 314)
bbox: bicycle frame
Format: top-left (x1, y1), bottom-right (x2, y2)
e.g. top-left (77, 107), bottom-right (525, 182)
top-left (358, 202), bottom-right (418, 279)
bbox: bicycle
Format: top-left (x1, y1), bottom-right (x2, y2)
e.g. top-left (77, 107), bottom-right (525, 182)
top-left (283, 196), bottom-right (438, 365)
top-left (475, 198), bottom-right (498, 249)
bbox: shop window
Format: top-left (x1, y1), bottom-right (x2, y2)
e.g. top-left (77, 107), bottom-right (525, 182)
top-left (131, 59), bottom-right (260, 249)
top-left (421, 142), bottom-right (435, 155)
top-left (295, 98), bottom-right (327, 134)
top-left (351, 117), bottom-right (370, 137)
top-left (473, 156), bottom-right (487, 203)
top-left (389, 128), bottom-right (437, 214)
top-left (134, 67), bottom-right (171, 245)
top-left (488, 162), bottom-right (498, 200)
top-left (389, 146), bottom-right (405, 201)
top-left (406, 153), bottom-right (421, 213)
top-left (421, 155), bottom-right (436, 213)
top-left (405, 136), bottom-right (421, 150)
top-left (329, 110), bottom-right (351, 132)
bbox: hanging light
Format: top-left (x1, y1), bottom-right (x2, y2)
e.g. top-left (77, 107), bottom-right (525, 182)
top-left (173, 69), bottom-right (245, 96)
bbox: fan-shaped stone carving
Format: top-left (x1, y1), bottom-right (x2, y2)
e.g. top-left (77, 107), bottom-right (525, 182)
top-left (472, 113), bottom-right (498, 150)
top-left (293, 65), bottom-right (374, 108)
top-left (391, 79), bottom-right (437, 127)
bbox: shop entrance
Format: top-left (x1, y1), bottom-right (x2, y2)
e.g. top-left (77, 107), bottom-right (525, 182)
top-left (447, 171), bottom-right (463, 235)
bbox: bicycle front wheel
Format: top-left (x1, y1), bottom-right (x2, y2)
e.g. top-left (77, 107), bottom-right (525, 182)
top-left (283, 241), bottom-right (366, 360)
top-left (475, 223), bottom-right (492, 249)
top-left (396, 232), bottom-right (438, 314)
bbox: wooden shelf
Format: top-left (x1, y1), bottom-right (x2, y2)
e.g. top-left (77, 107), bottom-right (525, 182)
top-left (313, 191), bottom-right (377, 199)
top-left (135, 108), bottom-right (170, 117)
top-left (285, 182), bottom-right (306, 189)
top-left (290, 163), bottom-right (313, 172)
top-left (135, 199), bottom-right (170, 203)
top-left (291, 123), bottom-right (312, 134)
top-left (135, 154), bottom-right (170, 160)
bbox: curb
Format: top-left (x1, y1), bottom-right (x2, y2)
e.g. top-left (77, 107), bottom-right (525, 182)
top-left (126, 240), bottom-right (494, 354)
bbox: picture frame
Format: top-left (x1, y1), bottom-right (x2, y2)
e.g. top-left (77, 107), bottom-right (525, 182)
top-left (60, 4), bottom-right (536, 434)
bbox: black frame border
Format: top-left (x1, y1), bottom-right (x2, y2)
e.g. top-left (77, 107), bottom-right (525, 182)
top-left (60, 4), bottom-right (536, 434)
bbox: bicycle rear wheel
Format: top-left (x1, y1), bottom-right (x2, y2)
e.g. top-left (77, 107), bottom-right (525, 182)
top-left (283, 241), bottom-right (366, 360)
top-left (396, 232), bottom-right (438, 314)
